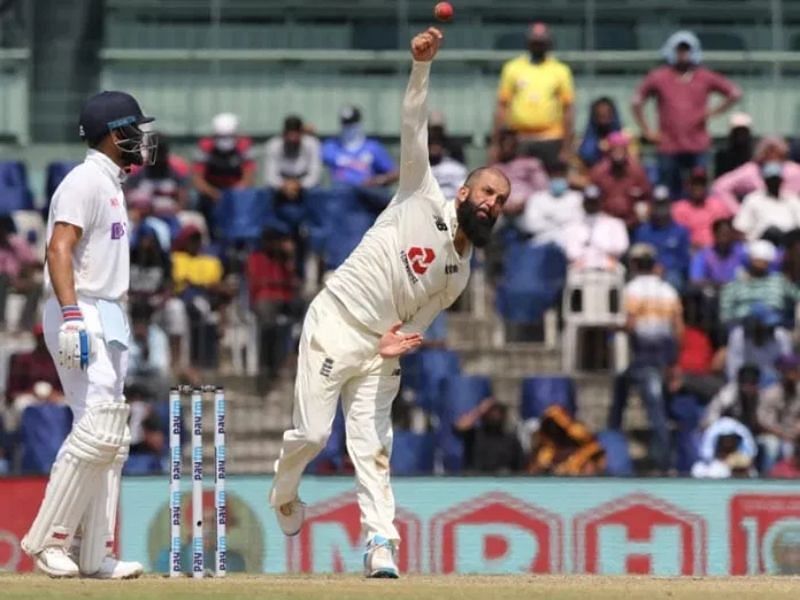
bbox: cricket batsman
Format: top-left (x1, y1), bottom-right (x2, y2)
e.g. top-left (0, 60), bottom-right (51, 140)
top-left (21, 91), bottom-right (156, 578)
top-left (269, 28), bottom-right (510, 578)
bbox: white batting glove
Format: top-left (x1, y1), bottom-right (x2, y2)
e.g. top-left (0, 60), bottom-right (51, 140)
top-left (58, 305), bottom-right (91, 370)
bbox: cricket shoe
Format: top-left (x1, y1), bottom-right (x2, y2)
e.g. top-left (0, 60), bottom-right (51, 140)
top-left (275, 497), bottom-right (306, 536)
top-left (33, 547), bottom-right (80, 578)
top-left (82, 555), bottom-right (144, 579)
top-left (363, 536), bottom-right (399, 579)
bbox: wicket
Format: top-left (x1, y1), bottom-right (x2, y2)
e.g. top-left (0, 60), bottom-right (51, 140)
top-left (169, 385), bottom-right (227, 578)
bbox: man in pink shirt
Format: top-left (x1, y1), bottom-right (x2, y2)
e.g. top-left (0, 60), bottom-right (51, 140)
top-left (0, 214), bottom-right (39, 331)
top-left (491, 128), bottom-right (549, 217)
top-left (632, 31), bottom-right (741, 200)
top-left (672, 167), bottom-right (732, 249)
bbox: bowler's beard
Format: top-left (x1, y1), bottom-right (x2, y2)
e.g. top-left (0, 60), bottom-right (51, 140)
top-left (457, 196), bottom-right (496, 248)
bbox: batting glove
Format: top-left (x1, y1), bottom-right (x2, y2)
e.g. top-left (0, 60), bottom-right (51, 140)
top-left (58, 304), bottom-right (91, 370)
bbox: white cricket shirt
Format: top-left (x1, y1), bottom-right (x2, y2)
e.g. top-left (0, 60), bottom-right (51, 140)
top-left (44, 149), bottom-right (130, 301)
top-left (326, 61), bottom-right (473, 336)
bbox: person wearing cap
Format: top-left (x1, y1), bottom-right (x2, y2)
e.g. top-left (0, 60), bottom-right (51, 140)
top-left (632, 30), bottom-right (741, 200)
top-left (714, 112), bottom-right (754, 177)
top-left (263, 114), bottom-right (322, 200)
top-left (490, 128), bottom-right (549, 217)
top-left (672, 167), bottom-right (733, 249)
top-left (733, 161), bottom-right (800, 242)
top-left (712, 136), bottom-right (800, 213)
top-left (588, 131), bottom-right (652, 228)
top-left (22, 91), bottom-right (155, 579)
top-left (0, 213), bottom-right (39, 332)
top-left (321, 105), bottom-right (399, 189)
top-left (609, 242), bottom-right (684, 473)
top-left (561, 184), bottom-right (629, 271)
top-left (632, 195), bottom-right (691, 291)
top-left (192, 112), bottom-right (256, 235)
top-left (494, 22), bottom-right (575, 170)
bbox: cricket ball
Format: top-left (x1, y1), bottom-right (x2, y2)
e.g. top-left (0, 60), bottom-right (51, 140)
top-left (434, 2), bottom-right (454, 22)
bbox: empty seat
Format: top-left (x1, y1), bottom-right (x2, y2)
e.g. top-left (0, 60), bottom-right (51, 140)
top-left (438, 374), bottom-right (492, 473)
top-left (44, 161), bottom-right (79, 213)
top-left (390, 431), bottom-right (435, 475)
top-left (214, 188), bottom-right (272, 243)
top-left (520, 376), bottom-right (576, 419)
top-left (0, 161), bottom-right (33, 214)
top-left (19, 403), bottom-right (72, 474)
top-left (596, 429), bottom-right (633, 476)
top-left (401, 348), bottom-right (461, 413)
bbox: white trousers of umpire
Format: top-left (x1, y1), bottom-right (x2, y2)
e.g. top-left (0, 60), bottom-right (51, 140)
top-left (270, 288), bottom-right (401, 543)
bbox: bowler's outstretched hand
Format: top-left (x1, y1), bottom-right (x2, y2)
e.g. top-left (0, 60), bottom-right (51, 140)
top-left (411, 27), bottom-right (443, 62)
top-left (379, 321), bottom-right (423, 358)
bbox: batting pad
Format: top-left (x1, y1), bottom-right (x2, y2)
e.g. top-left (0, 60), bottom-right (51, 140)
top-left (79, 425), bottom-right (130, 574)
top-left (22, 403), bottom-right (130, 555)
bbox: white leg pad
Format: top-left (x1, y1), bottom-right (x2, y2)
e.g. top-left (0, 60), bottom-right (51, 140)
top-left (21, 403), bottom-right (130, 556)
top-left (79, 426), bottom-right (130, 575)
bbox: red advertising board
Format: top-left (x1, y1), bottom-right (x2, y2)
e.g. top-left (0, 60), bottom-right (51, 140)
top-left (0, 477), bottom-right (46, 572)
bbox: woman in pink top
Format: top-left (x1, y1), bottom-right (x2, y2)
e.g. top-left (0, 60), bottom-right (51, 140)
top-left (711, 136), bottom-right (800, 213)
top-left (672, 167), bottom-right (732, 248)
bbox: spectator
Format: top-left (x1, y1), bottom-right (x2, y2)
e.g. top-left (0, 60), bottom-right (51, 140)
top-left (578, 96), bottom-right (622, 168)
top-left (672, 168), bottom-right (733, 249)
top-left (494, 22), bottom-right (575, 169)
top-left (733, 161), bottom-right (800, 242)
top-left (263, 115), bottom-right (322, 199)
top-left (491, 128), bottom-right (549, 217)
top-left (429, 126), bottom-right (467, 200)
top-left (692, 427), bottom-right (755, 479)
top-left (0, 214), bottom-right (39, 331)
top-left (689, 218), bottom-right (747, 288)
top-left (192, 112), bottom-right (257, 234)
top-left (633, 196), bottom-right (691, 291)
top-left (756, 354), bottom-right (800, 472)
top-left (127, 413), bottom-right (166, 475)
top-left (127, 301), bottom-right (171, 385)
top-left (5, 323), bottom-right (61, 406)
top-left (770, 434), bottom-right (800, 478)
top-left (608, 243), bottom-right (684, 473)
top-left (632, 30), bottom-right (741, 199)
top-left (562, 185), bottom-right (629, 271)
top-left (428, 111), bottom-right (465, 164)
top-left (246, 227), bottom-right (303, 378)
top-left (782, 228), bottom-right (800, 286)
top-left (714, 112), bottom-right (754, 177)
top-left (527, 405), bottom-right (606, 476)
top-left (124, 135), bottom-right (190, 230)
top-left (589, 131), bottom-right (652, 227)
top-left (712, 136), bottom-right (800, 212)
top-left (725, 305), bottom-right (792, 384)
top-left (704, 365), bottom-right (763, 431)
top-left (321, 105), bottom-right (398, 188)
top-left (519, 161), bottom-right (583, 246)
top-left (455, 398), bottom-right (525, 474)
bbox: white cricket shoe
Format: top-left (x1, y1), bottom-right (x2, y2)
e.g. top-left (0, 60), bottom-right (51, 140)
top-left (275, 498), bottom-right (306, 536)
top-left (82, 556), bottom-right (144, 579)
top-left (34, 547), bottom-right (80, 578)
top-left (363, 536), bottom-right (399, 579)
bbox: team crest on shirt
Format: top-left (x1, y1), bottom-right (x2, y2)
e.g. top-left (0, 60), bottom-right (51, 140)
top-left (110, 222), bottom-right (126, 240)
top-left (110, 196), bottom-right (121, 207)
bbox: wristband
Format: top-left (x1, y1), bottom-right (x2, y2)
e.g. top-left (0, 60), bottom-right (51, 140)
top-left (61, 304), bottom-right (83, 322)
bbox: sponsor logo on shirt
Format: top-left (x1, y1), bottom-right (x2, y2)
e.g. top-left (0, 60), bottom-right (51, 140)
top-left (407, 247), bottom-right (436, 275)
top-left (320, 357), bottom-right (334, 378)
top-left (110, 222), bottom-right (126, 240)
top-left (434, 216), bottom-right (448, 232)
top-left (400, 250), bottom-right (418, 285)
top-left (445, 264), bottom-right (459, 275)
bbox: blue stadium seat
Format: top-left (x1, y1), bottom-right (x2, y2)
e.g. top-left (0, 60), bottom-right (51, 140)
top-left (669, 393), bottom-right (704, 474)
top-left (596, 429), bottom-right (633, 476)
top-left (306, 403), bottom-right (346, 474)
top-left (390, 431), bottom-right (435, 475)
top-left (123, 453), bottom-right (164, 475)
top-left (44, 161), bottom-right (79, 212)
top-left (214, 188), bottom-right (274, 243)
top-left (0, 161), bottom-right (33, 214)
top-left (438, 374), bottom-right (492, 473)
top-left (520, 376), bottom-right (576, 420)
top-left (19, 403), bottom-right (73, 474)
top-left (320, 185), bottom-right (384, 270)
top-left (495, 241), bottom-right (566, 324)
top-left (401, 348), bottom-right (461, 413)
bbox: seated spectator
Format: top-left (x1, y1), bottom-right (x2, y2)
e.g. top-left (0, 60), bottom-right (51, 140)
top-left (781, 228), bottom-right (800, 286)
top-left (770, 434), bottom-right (800, 478)
top-left (322, 105), bottom-right (398, 189)
top-left (128, 301), bottom-right (171, 385)
top-left (756, 354), bottom-right (800, 472)
top-left (578, 96), bottom-right (622, 168)
top-left (263, 115), bottom-right (322, 200)
top-left (672, 291), bottom-right (725, 402)
top-left (608, 243), bottom-right (683, 473)
top-left (714, 112), bottom-right (754, 177)
top-left (633, 195), bottom-right (691, 291)
top-left (712, 136), bottom-right (800, 212)
top-left (491, 128), bottom-right (549, 217)
top-left (672, 167), bottom-right (733, 249)
top-left (562, 185), bottom-right (629, 271)
top-left (128, 413), bottom-right (166, 471)
top-left (6, 323), bottom-right (62, 406)
top-left (454, 398), bottom-right (524, 474)
top-left (247, 227), bottom-right (303, 378)
top-left (429, 126), bottom-right (467, 200)
top-left (734, 161), bottom-right (800, 243)
top-left (704, 365), bottom-right (763, 429)
top-left (527, 405), bottom-right (606, 476)
top-left (124, 135), bottom-right (189, 230)
top-left (692, 427), bottom-right (755, 479)
top-left (689, 218), bottom-right (747, 288)
top-left (726, 304), bottom-right (792, 384)
top-left (519, 161), bottom-right (583, 246)
top-left (0, 214), bottom-right (40, 331)
top-left (589, 131), bottom-right (651, 227)
top-left (192, 112), bottom-right (256, 234)
top-left (429, 111), bottom-right (465, 164)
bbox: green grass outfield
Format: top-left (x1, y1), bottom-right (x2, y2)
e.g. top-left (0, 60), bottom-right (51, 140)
top-left (1, 574), bottom-right (799, 600)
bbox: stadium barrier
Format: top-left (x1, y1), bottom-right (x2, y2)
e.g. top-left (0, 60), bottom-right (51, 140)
top-left (2, 476), bottom-right (800, 575)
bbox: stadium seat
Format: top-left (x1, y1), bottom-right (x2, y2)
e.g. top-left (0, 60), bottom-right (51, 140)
top-left (0, 161), bottom-right (33, 214)
top-left (390, 431), bottom-right (435, 475)
top-left (400, 348), bottom-right (461, 413)
top-left (44, 161), bottom-right (79, 213)
top-left (669, 393), bottom-right (704, 475)
top-left (19, 403), bottom-right (73, 474)
top-left (320, 185), bottom-right (387, 270)
top-left (437, 374), bottom-right (492, 473)
top-left (123, 453), bottom-right (164, 475)
top-left (12, 210), bottom-right (46, 258)
top-left (520, 376), bottom-right (577, 420)
top-left (596, 429), bottom-right (634, 476)
top-left (214, 188), bottom-right (273, 244)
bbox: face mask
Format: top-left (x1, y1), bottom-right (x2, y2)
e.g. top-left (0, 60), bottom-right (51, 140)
top-left (341, 123), bottom-right (364, 147)
top-left (215, 136), bottom-right (236, 152)
top-left (550, 178), bottom-right (568, 197)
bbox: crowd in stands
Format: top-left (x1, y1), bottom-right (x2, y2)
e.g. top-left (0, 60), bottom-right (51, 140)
top-left (4, 24), bottom-right (800, 479)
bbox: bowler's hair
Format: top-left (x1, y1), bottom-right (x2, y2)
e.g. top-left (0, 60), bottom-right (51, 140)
top-left (464, 166), bottom-right (511, 192)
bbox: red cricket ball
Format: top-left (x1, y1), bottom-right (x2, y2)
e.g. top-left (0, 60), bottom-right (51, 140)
top-left (434, 1), bottom-right (454, 22)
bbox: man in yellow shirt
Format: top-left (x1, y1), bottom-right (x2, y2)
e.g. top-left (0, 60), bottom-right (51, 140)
top-left (494, 22), bottom-right (575, 169)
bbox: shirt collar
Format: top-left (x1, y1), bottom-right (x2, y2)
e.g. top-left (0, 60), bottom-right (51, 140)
top-left (86, 149), bottom-right (126, 186)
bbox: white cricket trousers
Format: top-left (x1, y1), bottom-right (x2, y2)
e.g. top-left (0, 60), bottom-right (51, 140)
top-left (270, 288), bottom-right (402, 543)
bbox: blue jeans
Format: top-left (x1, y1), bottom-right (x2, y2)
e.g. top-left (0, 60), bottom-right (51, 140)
top-left (609, 365), bottom-right (671, 471)
top-left (658, 152), bottom-right (707, 200)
